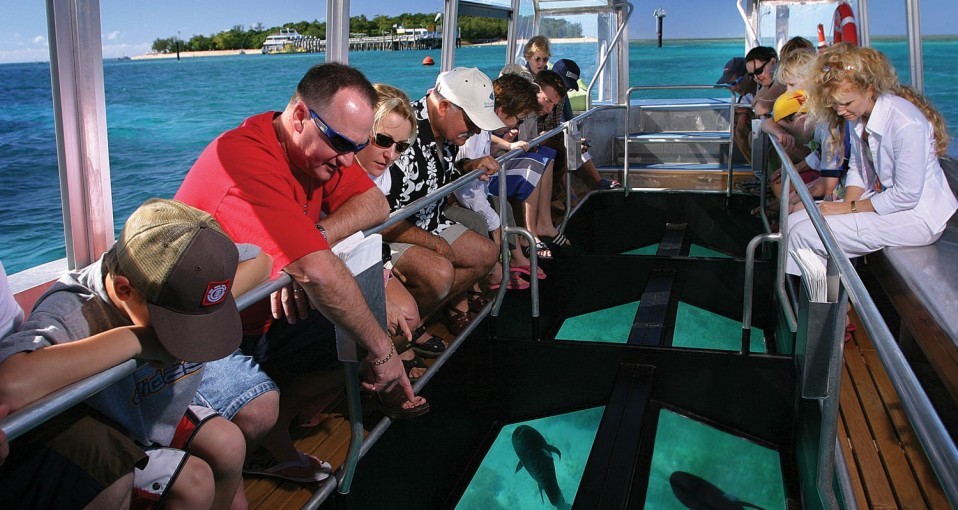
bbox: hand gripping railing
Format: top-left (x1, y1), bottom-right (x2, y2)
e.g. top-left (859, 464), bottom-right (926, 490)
top-left (623, 85), bottom-right (737, 197)
top-left (756, 136), bottom-right (958, 508)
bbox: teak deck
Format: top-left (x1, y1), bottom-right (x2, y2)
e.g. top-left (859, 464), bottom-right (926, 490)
top-left (838, 308), bottom-right (949, 510)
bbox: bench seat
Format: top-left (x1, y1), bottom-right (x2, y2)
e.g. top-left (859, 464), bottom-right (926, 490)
top-left (871, 156), bottom-right (958, 404)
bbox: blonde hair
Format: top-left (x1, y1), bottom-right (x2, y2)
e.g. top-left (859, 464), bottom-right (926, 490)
top-left (372, 83), bottom-right (417, 143)
top-left (807, 43), bottom-right (950, 156)
top-left (775, 48), bottom-right (816, 87)
top-left (523, 35), bottom-right (551, 60)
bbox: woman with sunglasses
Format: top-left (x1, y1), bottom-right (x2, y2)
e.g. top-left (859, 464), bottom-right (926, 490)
top-left (785, 43), bottom-right (957, 275)
top-left (347, 83), bottom-right (448, 380)
top-left (523, 35), bottom-right (551, 77)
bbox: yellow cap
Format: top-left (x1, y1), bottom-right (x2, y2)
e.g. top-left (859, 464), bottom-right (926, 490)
top-left (773, 90), bottom-right (808, 122)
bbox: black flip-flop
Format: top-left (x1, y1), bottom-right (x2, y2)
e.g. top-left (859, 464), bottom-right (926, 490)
top-left (411, 326), bottom-right (446, 358)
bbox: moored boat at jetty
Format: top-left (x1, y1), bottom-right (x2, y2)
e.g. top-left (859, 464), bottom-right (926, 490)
top-left (262, 27), bottom-right (304, 54)
top-left (3, 1), bottom-right (956, 509)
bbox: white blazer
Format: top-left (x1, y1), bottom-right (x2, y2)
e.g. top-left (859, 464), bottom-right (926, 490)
top-left (846, 93), bottom-right (957, 233)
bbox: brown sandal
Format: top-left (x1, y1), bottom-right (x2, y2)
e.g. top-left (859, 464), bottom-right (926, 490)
top-left (444, 306), bottom-right (471, 335)
top-left (467, 289), bottom-right (490, 314)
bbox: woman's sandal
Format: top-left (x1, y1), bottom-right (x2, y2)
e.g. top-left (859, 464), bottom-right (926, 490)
top-left (411, 325), bottom-right (445, 358)
top-left (444, 306), bottom-right (471, 335)
top-left (360, 386), bottom-right (430, 420)
top-left (467, 289), bottom-right (490, 314)
top-left (489, 270), bottom-right (531, 291)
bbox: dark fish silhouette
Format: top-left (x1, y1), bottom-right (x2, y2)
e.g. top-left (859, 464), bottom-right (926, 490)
top-left (512, 425), bottom-right (571, 509)
top-left (669, 471), bottom-right (765, 510)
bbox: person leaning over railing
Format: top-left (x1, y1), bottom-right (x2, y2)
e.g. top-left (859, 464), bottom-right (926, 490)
top-left (491, 69), bottom-right (569, 259)
top-left (450, 70), bottom-right (544, 290)
top-left (379, 67), bottom-right (501, 336)
top-left (785, 43), bottom-right (958, 275)
top-left (176, 62), bottom-right (426, 484)
top-left (0, 199), bottom-right (271, 509)
top-left (346, 83), bottom-right (447, 386)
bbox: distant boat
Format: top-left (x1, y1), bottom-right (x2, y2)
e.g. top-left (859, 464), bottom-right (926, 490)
top-left (116, 56), bottom-right (131, 61)
top-left (262, 28), bottom-right (303, 54)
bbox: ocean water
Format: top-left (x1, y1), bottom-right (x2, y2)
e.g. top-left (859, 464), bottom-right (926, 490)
top-left (1, 38), bottom-right (956, 274)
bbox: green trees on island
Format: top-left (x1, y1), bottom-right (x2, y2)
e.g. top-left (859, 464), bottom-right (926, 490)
top-left (150, 13), bottom-right (582, 53)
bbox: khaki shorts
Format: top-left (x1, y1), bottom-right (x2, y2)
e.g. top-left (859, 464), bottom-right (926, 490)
top-left (389, 223), bottom-right (470, 264)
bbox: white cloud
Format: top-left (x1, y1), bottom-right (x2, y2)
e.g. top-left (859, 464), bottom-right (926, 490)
top-left (106, 31), bottom-right (120, 41)
top-left (32, 35), bottom-right (45, 45)
top-left (0, 47), bottom-right (50, 64)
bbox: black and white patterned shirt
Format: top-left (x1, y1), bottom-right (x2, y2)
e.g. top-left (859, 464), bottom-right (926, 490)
top-left (385, 95), bottom-right (460, 235)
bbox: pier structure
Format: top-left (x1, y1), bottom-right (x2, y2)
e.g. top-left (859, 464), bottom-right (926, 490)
top-left (265, 32), bottom-right (441, 54)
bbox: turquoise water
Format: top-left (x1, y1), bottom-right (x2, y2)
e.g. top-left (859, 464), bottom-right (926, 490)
top-left (454, 405), bottom-right (785, 508)
top-left (648, 409), bottom-right (785, 509)
top-left (555, 299), bottom-right (767, 352)
top-left (1, 38), bottom-right (956, 273)
top-left (456, 406), bottom-right (604, 509)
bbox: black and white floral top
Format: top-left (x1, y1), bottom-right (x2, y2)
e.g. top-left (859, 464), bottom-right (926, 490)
top-left (385, 95), bottom-right (460, 235)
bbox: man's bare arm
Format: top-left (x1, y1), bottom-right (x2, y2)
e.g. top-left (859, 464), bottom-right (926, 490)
top-left (318, 187), bottom-right (389, 245)
top-left (284, 250), bottom-right (415, 400)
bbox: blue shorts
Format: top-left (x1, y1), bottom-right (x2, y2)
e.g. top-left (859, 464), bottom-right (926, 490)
top-left (488, 146), bottom-right (557, 201)
top-left (195, 310), bottom-right (339, 417)
top-left (194, 350), bottom-right (278, 420)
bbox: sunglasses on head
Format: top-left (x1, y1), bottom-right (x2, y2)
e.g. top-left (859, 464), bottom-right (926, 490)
top-left (308, 108), bottom-right (369, 154)
top-left (371, 132), bottom-right (411, 153)
top-left (748, 60), bottom-right (770, 78)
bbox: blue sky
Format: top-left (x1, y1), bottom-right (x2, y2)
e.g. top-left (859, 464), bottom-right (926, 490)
top-left (2, 0), bottom-right (955, 63)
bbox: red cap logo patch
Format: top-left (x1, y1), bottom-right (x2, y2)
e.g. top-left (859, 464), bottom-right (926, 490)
top-left (202, 280), bottom-right (230, 306)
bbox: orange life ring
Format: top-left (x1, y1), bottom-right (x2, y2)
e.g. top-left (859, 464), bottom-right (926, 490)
top-left (833, 2), bottom-right (858, 45)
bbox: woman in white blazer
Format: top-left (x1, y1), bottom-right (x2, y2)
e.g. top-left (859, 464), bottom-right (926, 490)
top-left (785, 43), bottom-right (957, 275)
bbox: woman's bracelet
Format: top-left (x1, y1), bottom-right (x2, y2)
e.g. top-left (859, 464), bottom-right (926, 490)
top-left (368, 344), bottom-right (395, 366)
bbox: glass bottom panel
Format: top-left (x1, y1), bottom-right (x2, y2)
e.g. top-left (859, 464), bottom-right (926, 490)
top-left (556, 301), bottom-right (766, 352)
top-left (647, 409), bottom-right (786, 509)
top-left (455, 406), bottom-right (604, 510)
top-left (624, 244), bottom-right (732, 258)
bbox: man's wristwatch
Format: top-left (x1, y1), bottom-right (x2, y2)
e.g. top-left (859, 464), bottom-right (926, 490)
top-left (850, 201), bottom-right (858, 213)
top-left (454, 157), bottom-right (471, 173)
top-left (316, 224), bottom-right (329, 242)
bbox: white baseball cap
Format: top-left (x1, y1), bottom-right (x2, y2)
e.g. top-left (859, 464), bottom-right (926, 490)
top-left (434, 67), bottom-right (506, 132)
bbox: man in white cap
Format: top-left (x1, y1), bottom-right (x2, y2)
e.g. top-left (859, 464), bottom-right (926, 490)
top-left (381, 67), bottom-right (503, 334)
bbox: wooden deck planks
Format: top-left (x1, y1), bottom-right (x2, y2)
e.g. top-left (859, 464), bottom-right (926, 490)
top-left (837, 308), bottom-right (948, 509)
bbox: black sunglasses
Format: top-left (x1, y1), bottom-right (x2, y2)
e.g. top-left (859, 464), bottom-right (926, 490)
top-left (748, 60), bottom-right (770, 78)
top-left (309, 108), bottom-right (369, 154)
top-left (371, 132), bottom-right (411, 153)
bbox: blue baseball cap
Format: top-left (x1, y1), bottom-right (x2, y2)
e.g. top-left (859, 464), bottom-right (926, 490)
top-left (551, 59), bottom-right (580, 91)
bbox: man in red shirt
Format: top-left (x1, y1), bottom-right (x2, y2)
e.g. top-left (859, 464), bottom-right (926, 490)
top-left (177, 63), bottom-right (424, 483)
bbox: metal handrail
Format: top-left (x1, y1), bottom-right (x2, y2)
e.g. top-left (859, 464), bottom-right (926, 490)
top-left (770, 136), bottom-right (958, 507)
top-left (585, 2), bottom-right (633, 111)
top-left (624, 85), bottom-right (737, 197)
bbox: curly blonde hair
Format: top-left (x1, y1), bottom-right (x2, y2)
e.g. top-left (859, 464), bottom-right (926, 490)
top-left (807, 43), bottom-right (950, 156)
top-left (372, 83), bottom-right (417, 143)
top-left (775, 49), bottom-right (816, 88)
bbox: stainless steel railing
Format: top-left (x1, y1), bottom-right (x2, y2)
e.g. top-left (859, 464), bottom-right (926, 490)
top-left (768, 135), bottom-right (958, 508)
